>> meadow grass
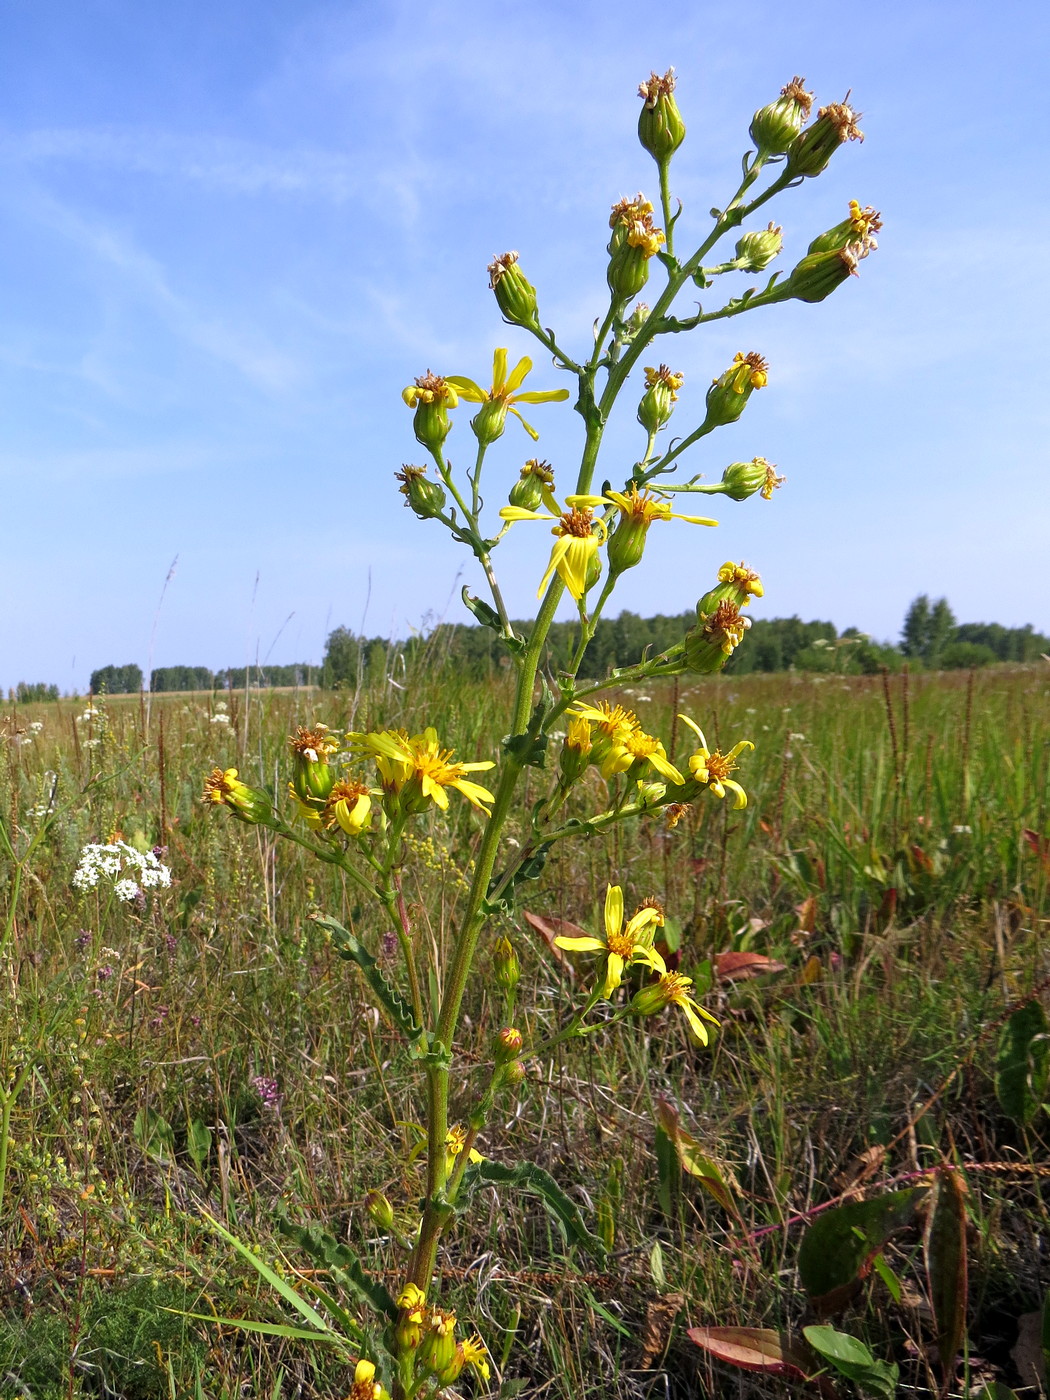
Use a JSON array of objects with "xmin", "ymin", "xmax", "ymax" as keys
[{"xmin": 1, "ymin": 662, "xmax": 1048, "ymax": 1398}]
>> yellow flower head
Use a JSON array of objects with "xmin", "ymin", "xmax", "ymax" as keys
[
  {"xmin": 848, "ymin": 199, "xmax": 882, "ymax": 244},
  {"xmin": 609, "ymin": 193, "xmax": 655, "ymax": 229},
  {"xmin": 726, "ymin": 350, "xmax": 769, "ymax": 393},
  {"xmin": 565, "ymin": 715, "xmax": 593, "ymax": 753},
  {"xmin": 347, "ymin": 1359, "xmax": 383, "ymax": 1400},
  {"xmin": 401, "ymin": 370, "xmax": 458, "ymax": 409},
  {"xmin": 397, "ymin": 1283, "xmax": 427, "ymax": 1315},
  {"xmin": 631, "ymin": 970, "xmax": 719, "ymax": 1044},
  {"xmin": 643, "ymin": 364, "xmax": 684, "ymax": 396},
  {"xmin": 555, "ymin": 883, "xmax": 667, "ymax": 998},
  {"xmin": 600, "ymin": 725, "xmax": 684, "ymax": 786},
  {"xmin": 608, "ymin": 483, "xmax": 718, "ymax": 530},
  {"xmin": 500, "ymin": 486, "xmax": 611, "ymax": 600},
  {"xmin": 350, "ymin": 728, "xmax": 495, "ymax": 815},
  {"xmin": 201, "ymin": 768, "xmax": 273, "ymax": 825},
  {"xmin": 447, "ymin": 348, "xmax": 569, "ymax": 443},
  {"xmin": 570, "ymin": 700, "xmax": 638, "ymax": 741},
  {"xmin": 818, "ymin": 100, "xmax": 864, "ymax": 144},
  {"xmin": 677, "ymin": 714, "xmax": 754, "ymax": 808},
  {"xmin": 458, "ymin": 1334, "xmax": 491, "ymax": 1382},
  {"xmin": 717, "ymin": 560, "xmax": 765, "ymax": 601},
  {"xmin": 289, "ymin": 724, "xmax": 339, "ymax": 763},
  {"xmin": 322, "ymin": 779, "xmax": 376, "ymax": 837},
  {"xmin": 761, "ymin": 462, "xmax": 786, "ymax": 500}
]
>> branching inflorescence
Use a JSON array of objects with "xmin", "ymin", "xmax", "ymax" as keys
[{"xmin": 202, "ymin": 67, "xmax": 878, "ymax": 1397}]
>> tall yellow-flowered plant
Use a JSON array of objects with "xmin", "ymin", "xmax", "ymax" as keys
[{"xmin": 202, "ymin": 67, "xmax": 877, "ymax": 1396}]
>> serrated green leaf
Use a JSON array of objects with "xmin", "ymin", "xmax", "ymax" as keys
[
  {"xmin": 314, "ymin": 915, "xmax": 420, "ymax": 1043},
  {"xmin": 276, "ymin": 1214, "xmax": 398, "ymax": 1322},
  {"xmin": 460, "ymin": 1159, "xmax": 606, "ymax": 1259}
]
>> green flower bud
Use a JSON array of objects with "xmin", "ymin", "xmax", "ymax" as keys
[
  {"xmin": 637, "ymin": 364, "xmax": 684, "ymax": 434},
  {"xmin": 637, "ymin": 68, "xmax": 686, "ymax": 163},
  {"xmin": 402, "ymin": 371, "xmax": 458, "ymax": 454},
  {"xmin": 289, "ymin": 726, "xmax": 339, "ymax": 805},
  {"xmin": 784, "ymin": 245, "xmax": 865, "ymax": 304},
  {"xmin": 492, "ymin": 936, "xmax": 520, "ymax": 994},
  {"xmin": 749, "ymin": 77, "xmax": 814, "ymax": 157},
  {"xmin": 508, "ymin": 458, "xmax": 555, "ymax": 511},
  {"xmin": 201, "ymin": 768, "xmax": 276, "ymax": 826},
  {"xmin": 494, "ymin": 1027, "xmax": 524, "ymax": 1063},
  {"xmin": 720, "ymin": 457, "xmax": 784, "ymax": 501},
  {"xmin": 785, "ymin": 98, "xmax": 864, "ymax": 180},
  {"xmin": 606, "ymin": 514, "xmax": 648, "ymax": 577},
  {"xmin": 620, "ymin": 301, "xmax": 650, "ymax": 343},
  {"xmin": 364, "ymin": 1190, "xmax": 394, "ymax": 1231},
  {"xmin": 607, "ymin": 196, "xmax": 664, "ymax": 303},
  {"xmin": 498, "ymin": 1058, "xmax": 527, "ymax": 1089},
  {"xmin": 487, "ymin": 251, "xmax": 541, "ymax": 331},
  {"xmin": 734, "ymin": 222, "xmax": 783, "ymax": 272},
  {"xmin": 471, "ymin": 396, "xmax": 509, "ymax": 446},
  {"xmin": 703, "ymin": 352, "xmax": 768, "ymax": 428},
  {"xmin": 396, "ymin": 464, "xmax": 446, "ymax": 519},
  {"xmin": 684, "ymin": 600, "xmax": 752, "ymax": 674},
  {"xmin": 417, "ymin": 1309, "xmax": 457, "ymax": 1377},
  {"xmin": 808, "ymin": 200, "xmax": 881, "ymax": 255}
]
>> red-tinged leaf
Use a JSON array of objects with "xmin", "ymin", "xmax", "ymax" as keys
[
  {"xmin": 796, "ymin": 894, "xmax": 819, "ymax": 931},
  {"xmin": 799, "ymin": 1187, "xmax": 928, "ymax": 1316},
  {"xmin": 925, "ymin": 1166, "xmax": 968, "ymax": 1394},
  {"xmin": 687, "ymin": 1326, "xmax": 816, "ymax": 1381},
  {"xmin": 910, "ymin": 844, "xmax": 934, "ymax": 874},
  {"xmin": 521, "ymin": 911, "xmax": 579, "ymax": 980},
  {"xmin": 1023, "ymin": 828, "xmax": 1050, "ymax": 870},
  {"xmin": 714, "ymin": 951, "xmax": 788, "ymax": 981},
  {"xmin": 654, "ymin": 1098, "xmax": 740, "ymax": 1214},
  {"xmin": 878, "ymin": 887, "xmax": 897, "ymax": 922}
]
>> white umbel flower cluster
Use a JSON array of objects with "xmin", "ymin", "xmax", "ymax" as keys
[{"xmin": 72, "ymin": 841, "xmax": 172, "ymax": 902}]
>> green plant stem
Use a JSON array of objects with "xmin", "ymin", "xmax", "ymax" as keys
[
  {"xmin": 658, "ymin": 158, "xmax": 675, "ymax": 257},
  {"xmin": 0, "ymin": 1059, "xmax": 35, "ymax": 1224}
]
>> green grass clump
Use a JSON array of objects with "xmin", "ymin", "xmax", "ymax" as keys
[{"xmin": 1, "ymin": 661, "xmax": 1048, "ymax": 1397}]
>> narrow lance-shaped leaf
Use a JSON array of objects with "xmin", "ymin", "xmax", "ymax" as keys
[{"xmin": 925, "ymin": 1165, "xmax": 968, "ymax": 1395}]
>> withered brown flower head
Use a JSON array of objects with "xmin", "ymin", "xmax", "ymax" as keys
[
  {"xmin": 487, "ymin": 250, "xmax": 519, "ymax": 288},
  {"xmin": 818, "ymin": 99, "xmax": 864, "ymax": 143},
  {"xmin": 781, "ymin": 76, "xmax": 814, "ymax": 120},
  {"xmin": 638, "ymin": 68, "xmax": 676, "ymax": 107},
  {"xmin": 289, "ymin": 725, "xmax": 338, "ymax": 761}
]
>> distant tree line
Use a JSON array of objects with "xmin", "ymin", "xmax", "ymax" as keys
[
  {"xmin": 7, "ymin": 682, "xmax": 61, "ymax": 703},
  {"xmin": 69, "ymin": 598, "xmax": 1050, "ymax": 700}
]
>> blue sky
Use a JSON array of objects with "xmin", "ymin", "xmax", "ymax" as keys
[{"xmin": 2, "ymin": 0, "xmax": 1047, "ymax": 691}]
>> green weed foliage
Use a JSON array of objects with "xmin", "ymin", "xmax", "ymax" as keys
[{"xmin": 1, "ymin": 661, "xmax": 1048, "ymax": 1397}]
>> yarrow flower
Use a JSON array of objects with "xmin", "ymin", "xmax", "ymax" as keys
[
  {"xmin": 555, "ymin": 883, "xmax": 666, "ymax": 997},
  {"xmin": 72, "ymin": 841, "xmax": 172, "ymax": 902}
]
